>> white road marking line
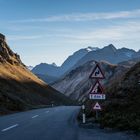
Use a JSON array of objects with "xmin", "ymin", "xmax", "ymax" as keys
[
  {"xmin": 1, "ymin": 124, "xmax": 19, "ymax": 132},
  {"xmin": 45, "ymin": 111, "xmax": 49, "ymax": 113},
  {"xmin": 32, "ymin": 115, "xmax": 39, "ymax": 118}
]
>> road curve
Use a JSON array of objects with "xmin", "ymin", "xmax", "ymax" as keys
[{"xmin": 0, "ymin": 106, "xmax": 139, "ymax": 140}]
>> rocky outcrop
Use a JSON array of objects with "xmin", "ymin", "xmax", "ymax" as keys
[
  {"xmin": 0, "ymin": 33, "xmax": 6, "ymax": 41},
  {"xmin": 0, "ymin": 33, "xmax": 23, "ymax": 65}
]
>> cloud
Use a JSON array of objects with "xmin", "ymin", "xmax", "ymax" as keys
[
  {"xmin": 7, "ymin": 35, "xmax": 42, "ymax": 41},
  {"xmin": 45, "ymin": 21, "xmax": 140, "ymax": 45},
  {"xmin": 8, "ymin": 21, "xmax": 140, "ymax": 45},
  {"xmin": 7, "ymin": 20, "xmax": 140, "ymax": 46},
  {"xmin": 12, "ymin": 9, "xmax": 140, "ymax": 23}
]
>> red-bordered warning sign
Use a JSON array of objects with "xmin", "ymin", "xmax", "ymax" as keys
[
  {"xmin": 89, "ymin": 64, "xmax": 105, "ymax": 79},
  {"xmin": 93, "ymin": 102, "xmax": 102, "ymax": 110},
  {"xmin": 89, "ymin": 77, "xmax": 106, "ymax": 100},
  {"xmin": 89, "ymin": 80, "xmax": 104, "ymax": 94}
]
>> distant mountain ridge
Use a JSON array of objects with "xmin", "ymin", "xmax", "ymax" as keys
[
  {"xmin": 60, "ymin": 46, "xmax": 99, "ymax": 74},
  {"xmin": 73, "ymin": 44, "xmax": 137, "ymax": 69},
  {"xmin": 32, "ymin": 63, "xmax": 59, "ymax": 77},
  {"xmin": 32, "ymin": 46, "xmax": 98, "ymax": 82},
  {"xmin": 32, "ymin": 44, "xmax": 140, "ymax": 83}
]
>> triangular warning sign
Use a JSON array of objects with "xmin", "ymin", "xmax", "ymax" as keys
[
  {"xmin": 90, "ymin": 81, "xmax": 104, "ymax": 94},
  {"xmin": 93, "ymin": 102, "xmax": 101, "ymax": 110},
  {"xmin": 89, "ymin": 64, "xmax": 105, "ymax": 79}
]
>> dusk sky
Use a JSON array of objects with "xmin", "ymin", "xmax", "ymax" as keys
[{"xmin": 0, "ymin": 0, "xmax": 140, "ymax": 66}]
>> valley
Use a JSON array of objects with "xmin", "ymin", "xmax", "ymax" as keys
[{"xmin": 1, "ymin": 0, "xmax": 140, "ymax": 139}]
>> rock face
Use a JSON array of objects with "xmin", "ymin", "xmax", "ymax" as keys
[
  {"xmin": 0, "ymin": 33, "xmax": 6, "ymax": 41},
  {"xmin": 0, "ymin": 35, "xmax": 23, "ymax": 65},
  {"xmin": 0, "ymin": 33, "xmax": 72, "ymax": 115},
  {"xmin": 52, "ymin": 60, "xmax": 129, "ymax": 101}
]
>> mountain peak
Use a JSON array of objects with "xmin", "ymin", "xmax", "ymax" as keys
[
  {"xmin": 86, "ymin": 46, "xmax": 99, "ymax": 52},
  {"xmin": 0, "ymin": 33, "xmax": 6, "ymax": 41},
  {"xmin": 51, "ymin": 62, "xmax": 57, "ymax": 67},
  {"xmin": 0, "ymin": 33, "xmax": 23, "ymax": 65},
  {"xmin": 107, "ymin": 44, "xmax": 116, "ymax": 48},
  {"xmin": 103, "ymin": 44, "xmax": 117, "ymax": 52}
]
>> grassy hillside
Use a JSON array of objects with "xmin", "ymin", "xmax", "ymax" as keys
[
  {"xmin": 0, "ymin": 34, "xmax": 73, "ymax": 115},
  {"xmin": 79, "ymin": 61, "xmax": 140, "ymax": 132},
  {"xmin": 100, "ymin": 61, "xmax": 140, "ymax": 132}
]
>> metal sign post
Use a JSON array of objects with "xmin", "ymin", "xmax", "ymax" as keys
[
  {"xmin": 93, "ymin": 102, "xmax": 102, "ymax": 120},
  {"xmin": 96, "ymin": 110, "xmax": 98, "ymax": 120}
]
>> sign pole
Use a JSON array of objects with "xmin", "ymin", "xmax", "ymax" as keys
[
  {"xmin": 95, "ymin": 110, "xmax": 98, "ymax": 120},
  {"xmin": 82, "ymin": 105, "xmax": 86, "ymax": 123}
]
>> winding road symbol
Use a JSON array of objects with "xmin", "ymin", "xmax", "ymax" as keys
[{"xmin": 89, "ymin": 64, "xmax": 105, "ymax": 79}]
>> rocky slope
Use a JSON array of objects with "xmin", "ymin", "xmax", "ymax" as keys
[
  {"xmin": 118, "ymin": 57, "xmax": 140, "ymax": 67},
  {"xmin": 52, "ymin": 60, "xmax": 129, "ymax": 101},
  {"xmin": 36, "ymin": 74, "xmax": 58, "ymax": 84},
  {"xmin": 0, "ymin": 33, "xmax": 72, "ymax": 115}
]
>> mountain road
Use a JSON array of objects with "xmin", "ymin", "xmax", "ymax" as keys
[{"xmin": 0, "ymin": 106, "xmax": 139, "ymax": 140}]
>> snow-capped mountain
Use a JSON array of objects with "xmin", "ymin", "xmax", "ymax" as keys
[
  {"xmin": 85, "ymin": 46, "xmax": 99, "ymax": 52},
  {"xmin": 32, "ymin": 46, "xmax": 98, "ymax": 79},
  {"xmin": 73, "ymin": 44, "xmax": 137, "ymax": 69},
  {"xmin": 32, "ymin": 44, "xmax": 140, "ymax": 84},
  {"xmin": 60, "ymin": 46, "xmax": 99, "ymax": 74}
]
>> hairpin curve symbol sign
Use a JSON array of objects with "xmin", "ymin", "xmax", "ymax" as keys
[{"xmin": 89, "ymin": 64, "xmax": 105, "ymax": 79}]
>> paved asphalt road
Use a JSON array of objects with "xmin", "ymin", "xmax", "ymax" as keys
[{"xmin": 0, "ymin": 106, "xmax": 139, "ymax": 140}]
